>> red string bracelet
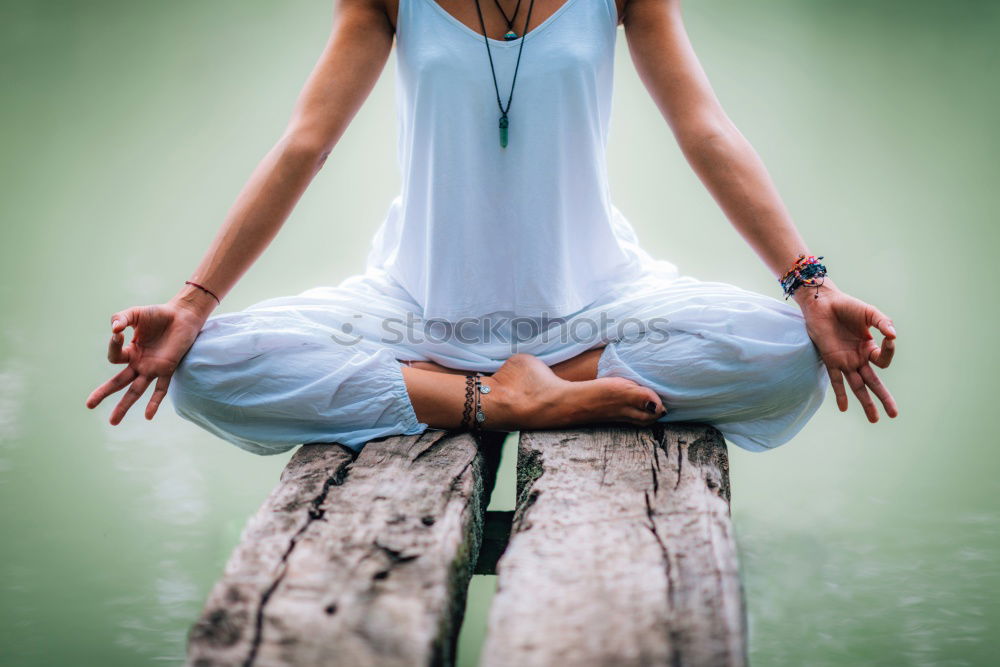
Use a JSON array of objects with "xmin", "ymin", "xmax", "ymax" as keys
[{"xmin": 185, "ymin": 280, "xmax": 221, "ymax": 305}]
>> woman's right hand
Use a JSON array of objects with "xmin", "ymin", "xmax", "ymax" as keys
[{"xmin": 85, "ymin": 301, "xmax": 209, "ymax": 424}]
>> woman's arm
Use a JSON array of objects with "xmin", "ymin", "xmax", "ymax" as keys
[
  {"xmin": 174, "ymin": 0, "xmax": 396, "ymax": 320},
  {"xmin": 622, "ymin": 0, "xmax": 899, "ymax": 422},
  {"xmin": 87, "ymin": 0, "xmax": 396, "ymax": 423},
  {"xmin": 622, "ymin": 0, "xmax": 816, "ymax": 293}
]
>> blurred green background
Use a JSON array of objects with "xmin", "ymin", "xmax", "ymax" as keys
[{"xmin": 1, "ymin": 0, "xmax": 997, "ymax": 664}]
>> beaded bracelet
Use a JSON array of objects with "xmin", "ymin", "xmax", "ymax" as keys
[
  {"xmin": 473, "ymin": 373, "xmax": 490, "ymax": 434},
  {"xmin": 461, "ymin": 374, "xmax": 476, "ymax": 430},
  {"xmin": 778, "ymin": 254, "xmax": 828, "ymax": 300},
  {"xmin": 461, "ymin": 373, "xmax": 490, "ymax": 442}
]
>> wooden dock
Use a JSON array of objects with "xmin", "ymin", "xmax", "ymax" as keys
[{"xmin": 186, "ymin": 422, "xmax": 747, "ymax": 666}]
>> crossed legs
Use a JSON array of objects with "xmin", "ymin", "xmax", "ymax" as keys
[
  {"xmin": 399, "ymin": 349, "xmax": 666, "ymax": 431},
  {"xmin": 401, "ymin": 281, "xmax": 830, "ymax": 454},
  {"xmin": 169, "ymin": 275, "xmax": 827, "ymax": 457}
]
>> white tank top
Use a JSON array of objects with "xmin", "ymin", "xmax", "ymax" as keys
[{"xmin": 365, "ymin": 0, "xmax": 669, "ymax": 320}]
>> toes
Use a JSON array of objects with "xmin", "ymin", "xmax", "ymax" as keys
[
  {"xmin": 598, "ymin": 378, "xmax": 667, "ymax": 422},
  {"xmin": 636, "ymin": 388, "xmax": 665, "ymax": 417},
  {"xmin": 622, "ymin": 408, "xmax": 662, "ymax": 426},
  {"xmin": 641, "ymin": 400, "xmax": 666, "ymax": 417}
]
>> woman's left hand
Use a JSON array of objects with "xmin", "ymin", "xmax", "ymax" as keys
[{"xmin": 796, "ymin": 281, "xmax": 899, "ymax": 422}]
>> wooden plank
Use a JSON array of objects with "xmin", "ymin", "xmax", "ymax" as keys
[
  {"xmin": 187, "ymin": 429, "xmax": 505, "ymax": 667},
  {"xmin": 480, "ymin": 422, "xmax": 747, "ymax": 667}
]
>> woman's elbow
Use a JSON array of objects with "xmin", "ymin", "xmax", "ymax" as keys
[
  {"xmin": 277, "ymin": 128, "xmax": 336, "ymax": 170},
  {"xmin": 676, "ymin": 117, "xmax": 746, "ymax": 164}
]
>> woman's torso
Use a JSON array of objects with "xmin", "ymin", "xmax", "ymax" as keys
[{"xmin": 365, "ymin": 0, "xmax": 661, "ymax": 321}]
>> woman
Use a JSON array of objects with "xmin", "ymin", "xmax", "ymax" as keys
[{"xmin": 85, "ymin": 0, "xmax": 898, "ymax": 456}]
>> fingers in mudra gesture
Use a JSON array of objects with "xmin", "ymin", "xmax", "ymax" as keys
[
  {"xmin": 801, "ymin": 286, "xmax": 899, "ymax": 423},
  {"xmin": 85, "ymin": 303, "xmax": 206, "ymax": 425}
]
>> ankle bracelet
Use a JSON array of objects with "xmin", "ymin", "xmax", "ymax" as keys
[
  {"xmin": 461, "ymin": 373, "xmax": 491, "ymax": 439},
  {"xmin": 462, "ymin": 374, "xmax": 476, "ymax": 431},
  {"xmin": 473, "ymin": 373, "xmax": 490, "ymax": 434}
]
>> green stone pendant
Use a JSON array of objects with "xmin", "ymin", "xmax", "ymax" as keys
[
  {"xmin": 499, "ymin": 114, "xmax": 509, "ymax": 148},
  {"xmin": 504, "ymin": 30, "xmax": 518, "ymax": 40}
]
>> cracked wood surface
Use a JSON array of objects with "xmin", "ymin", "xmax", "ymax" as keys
[
  {"xmin": 187, "ymin": 430, "xmax": 503, "ymax": 667},
  {"xmin": 481, "ymin": 422, "xmax": 747, "ymax": 667}
]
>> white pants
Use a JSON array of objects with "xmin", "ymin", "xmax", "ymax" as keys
[{"xmin": 167, "ymin": 264, "xmax": 829, "ymax": 456}]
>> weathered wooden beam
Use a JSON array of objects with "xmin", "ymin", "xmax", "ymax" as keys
[
  {"xmin": 480, "ymin": 422, "xmax": 747, "ymax": 667},
  {"xmin": 187, "ymin": 429, "xmax": 505, "ymax": 667}
]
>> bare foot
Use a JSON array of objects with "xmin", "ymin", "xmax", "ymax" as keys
[{"xmin": 479, "ymin": 353, "xmax": 665, "ymax": 430}]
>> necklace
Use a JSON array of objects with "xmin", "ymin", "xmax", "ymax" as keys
[
  {"xmin": 473, "ymin": 0, "xmax": 536, "ymax": 148},
  {"xmin": 491, "ymin": 0, "xmax": 525, "ymax": 40}
]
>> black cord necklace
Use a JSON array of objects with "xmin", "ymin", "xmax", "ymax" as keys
[
  {"xmin": 473, "ymin": 0, "xmax": 536, "ymax": 148},
  {"xmin": 491, "ymin": 0, "xmax": 525, "ymax": 40}
]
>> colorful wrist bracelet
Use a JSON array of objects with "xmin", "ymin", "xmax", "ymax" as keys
[{"xmin": 778, "ymin": 254, "xmax": 828, "ymax": 300}]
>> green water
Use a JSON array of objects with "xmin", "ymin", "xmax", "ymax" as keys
[{"xmin": 1, "ymin": 1, "xmax": 997, "ymax": 664}]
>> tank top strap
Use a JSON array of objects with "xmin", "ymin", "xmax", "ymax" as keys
[
  {"xmin": 396, "ymin": 0, "xmax": 617, "ymax": 47},
  {"xmin": 597, "ymin": 0, "xmax": 616, "ymax": 27},
  {"xmin": 394, "ymin": 0, "xmax": 413, "ymax": 47}
]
